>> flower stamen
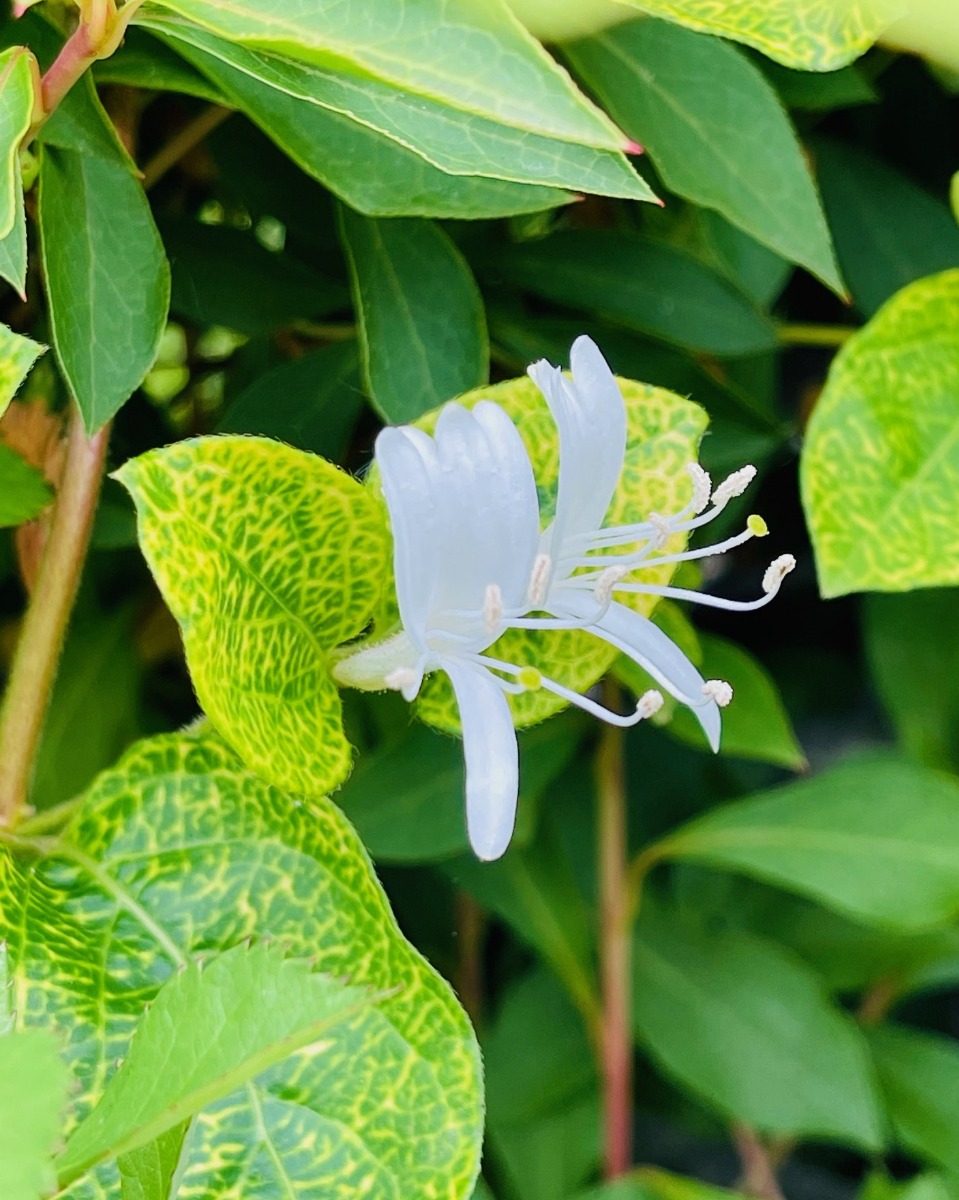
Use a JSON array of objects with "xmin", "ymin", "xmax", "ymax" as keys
[
  {"xmin": 702, "ymin": 679, "xmax": 733, "ymax": 707},
  {"xmin": 483, "ymin": 582, "xmax": 503, "ymax": 634},
  {"xmin": 527, "ymin": 552, "xmax": 552, "ymax": 607}
]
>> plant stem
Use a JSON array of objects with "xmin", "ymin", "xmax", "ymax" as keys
[
  {"xmin": 0, "ymin": 413, "xmax": 110, "ymax": 828},
  {"xmin": 596, "ymin": 679, "xmax": 632, "ymax": 1179},
  {"xmin": 777, "ymin": 323, "xmax": 858, "ymax": 348},
  {"xmin": 141, "ymin": 104, "xmax": 234, "ymax": 190},
  {"xmin": 454, "ymin": 890, "xmax": 486, "ymax": 1029},
  {"xmin": 732, "ymin": 1124, "xmax": 785, "ymax": 1200}
]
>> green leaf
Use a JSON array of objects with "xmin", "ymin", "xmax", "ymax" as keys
[
  {"xmin": 2, "ymin": 730, "xmax": 483, "ymax": 1199},
  {"xmin": 577, "ymin": 1168, "xmax": 747, "ymax": 1200},
  {"xmin": 154, "ymin": 28, "xmax": 572, "ymax": 219},
  {"xmin": 607, "ymin": 0, "xmax": 901, "ymax": 70},
  {"xmin": 759, "ymin": 61, "xmax": 877, "ymax": 111},
  {"xmin": 0, "ymin": 442, "xmax": 50, "ymax": 527},
  {"xmin": 499, "ymin": 231, "xmax": 778, "ymax": 355},
  {"xmin": 0, "ymin": 321, "xmax": 44, "ymax": 419},
  {"xmin": 632, "ymin": 904, "xmax": 882, "ymax": 1147},
  {"xmin": 143, "ymin": 0, "xmax": 626, "ymax": 148},
  {"xmin": 116, "ymin": 436, "xmax": 390, "ymax": 798},
  {"xmin": 652, "ymin": 754, "xmax": 959, "ymax": 930},
  {"xmin": 217, "ymin": 341, "xmax": 364, "ymax": 462},
  {"xmin": 118, "ymin": 1122, "xmax": 192, "ymax": 1200},
  {"xmin": 58, "ymin": 943, "xmax": 374, "ymax": 1183},
  {"xmin": 864, "ymin": 588, "xmax": 959, "ymax": 770},
  {"xmin": 565, "ymin": 21, "xmax": 841, "ymax": 292},
  {"xmin": 143, "ymin": 15, "xmax": 654, "ymax": 202},
  {"xmin": 801, "ymin": 270, "xmax": 959, "ymax": 597},
  {"xmin": 163, "ymin": 218, "xmax": 347, "ymax": 334},
  {"xmin": 0, "ymin": 47, "xmax": 35, "ymax": 241},
  {"xmin": 490, "ymin": 1092, "xmax": 600, "ymax": 1200},
  {"xmin": 867, "ymin": 1024, "xmax": 959, "ymax": 1174},
  {"xmin": 338, "ymin": 208, "xmax": 488, "ymax": 422},
  {"xmin": 815, "ymin": 139, "xmax": 959, "ymax": 317},
  {"xmin": 338, "ymin": 711, "xmax": 586, "ymax": 862},
  {"xmin": 667, "ymin": 633, "xmax": 806, "ymax": 769},
  {"xmin": 38, "ymin": 145, "xmax": 170, "ymax": 432},
  {"xmin": 0, "ymin": 166, "xmax": 27, "ymax": 297},
  {"xmin": 696, "ymin": 209, "xmax": 792, "ymax": 310},
  {"xmin": 0, "ymin": 1028, "xmax": 70, "ymax": 1200},
  {"xmin": 96, "ymin": 28, "xmax": 226, "ymax": 102},
  {"xmin": 860, "ymin": 1172, "xmax": 958, "ymax": 1200}
]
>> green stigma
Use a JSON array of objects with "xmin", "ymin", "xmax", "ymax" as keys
[
  {"xmin": 747, "ymin": 514, "xmax": 768, "ymax": 538},
  {"xmin": 518, "ymin": 666, "xmax": 543, "ymax": 691}
]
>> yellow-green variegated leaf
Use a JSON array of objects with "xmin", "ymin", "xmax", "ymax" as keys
[
  {"xmin": 608, "ymin": 0, "xmax": 902, "ymax": 71},
  {"xmin": 801, "ymin": 270, "xmax": 959, "ymax": 598},
  {"xmin": 1, "ymin": 730, "xmax": 483, "ymax": 1200},
  {"xmin": 115, "ymin": 436, "xmax": 390, "ymax": 796},
  {"xmin": 0, "ymin": 321, "xmax": 43, "ymax": 419},
  {"xmin": 0, "ymin": 47, "xmax": 35, "ymax": 241},
  {"xmin": 394, "ymin": 375, "xmax": 708, "ymax": 731}
]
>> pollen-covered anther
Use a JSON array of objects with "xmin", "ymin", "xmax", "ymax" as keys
[
  {"xmin": 595, "ymin": 565, "xmax": 627, "ymax": 605},
  {"xmin": 711, "ymin": 464, "xmax": 757, "ymax": 509},
  {"xmin": 702, "ymin": 679, "xmax": 733, "ymax": 707},
  {"xmin": 686, "ymin": 462, "xmax": 712, "ymax": 514},
  {"xmin": 483, "ymin": 582, "xmax": 504, "ymax": 633},
  {"xmin": 637, "ymin": 689, "xmax": 664, "ymax": 719},
  {"xmin": 517, "ymin": 665, "xmax": 543, "ymax": 691},
  {"xmin": 385, "ymin": 667, "xmax": 420, "ymax": 693},
  {"xmin": 762, "ymin": 553, "xmax": 797, "ymax": 594},
  {"xmin": 527, "ymin": 553, "xmax": 552, "ymax": 607}
]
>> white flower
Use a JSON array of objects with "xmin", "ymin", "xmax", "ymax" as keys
[
  {"xmin": 333, "ymin": 398, "xmax": 661, "ymax": 861},
  {"xmin": 335, "ymin": 337, "xmax": 794, "ymax": 862},
  {"xmin": 526, "ymin": 335, "xmax": 795, "ymax": 748}
]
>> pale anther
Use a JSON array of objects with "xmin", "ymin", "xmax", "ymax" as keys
[
  {"xmin": 762, "ymin": 553, "xmax": 796, "ymax": 594},
  {"xmin": 686, "ymin": 462, "xmax": 712, "ymax": 514},
  {"xmin": 747, "ymin": 514, "xmax": 768, "ymax": 538},
  {"xmin": 483, "ymin": 582, "xmax": 504, "ymax": 633},
  {"xmin": 637, "ymin": 689, "xmax": 665, "ymax": 719},
  {"xmin": 385, "ymin": 667, "xmax": 419, "ymax": 692},
  {"xmin": 702, "ymin": 679, "xmax": 733, "ymax": 707},
  {"xmin": 527, "ymin": 553, "xmax": 552, "ymax": 607},
  {"xmin": 517, "ymin": 665, "xmax": 543, "ymax": 691},
  {"xmin": 711, "ymin": 465, "xmax": 757, "ymax": 509},
  {"xmin": 595, "ymin": 565, "xmax": 627, "ymax": 605},
  {"xmin": 648, "ymin": 512, "xmax": 671, "ymax": 546}
]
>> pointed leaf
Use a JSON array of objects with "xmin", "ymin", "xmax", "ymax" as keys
[
  {"xmin": 0, "ymin": 46, "xmax": 35, "ymax": 241},
  {"xmin": 631, "ymin": 906, "xmax": 883, "ymax": 1148},
  {"xmin": 338, "ymin": 207, "xmax": 489, "ymax": 422},
  {"xmin": 58, "ymin": 943, "xmax": 374, "ymax": 1182},
  {"xmin": 499, "ymin": 231, "xmax": 778, "ymax": 356},
  {"xmin": 143, "ymin": 0, "xmax": 626, "ymax": 148},
  {"xmin": 116, "ymin": 436, "xmax": 390, "ymax": 798},
  {"xmin": 653, "ymin": 754, "xmax": 959, "ymax": 930},
  {"xmin": 38, "ymin": 145, "xmax": 170, "ymax": 431},
  {"xmin": 156, "ymin": 27, "xmax": 571, "ymax": 218},
  {"xmin": 2, "ymin": 730, "xmax": 483, "ymax": 1200},
  {"xmin": 0, "ymin": 1029, "xmax": 70, "ymax": 1200},
  {"xmin": 608, "ymin": 0, "xmax": 901, "ymax": 70},
  {"xmin": 566, "ymin": 21, "xmax": 841, "ymax": 292},
  {"xmin": 0, "ymin": 169, "xmax": 27, "ymax": 296},
  {"xmin": 143, "ymin": 15, "xmax": 654, "ymax": 201},
  {"xmin": 0, "ymin": 321, "xmax": 44, "ymax": 419},
  {"xmin": 801, "ymin": 270, "xmax": 959, "ymax": 597}
]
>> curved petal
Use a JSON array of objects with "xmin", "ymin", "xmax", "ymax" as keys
[
  {"xmin": 375, "ymin": 426, "xmax": 442, "ymax": 647},
  {"xmin": 445, "ymin": 658, "xmax": 519, "ymax": 861},
  {"xmin": 528, "ymin": 335, "xmax": 627, "ymax": 550},
  {"xmin": 556, "ymin": 591, "xmax": 721, "ymax": 751}
]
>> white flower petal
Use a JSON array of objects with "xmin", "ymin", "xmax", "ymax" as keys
[
  {"xmin": 445, "ymin": 659, "xmax": 519, "ymax": 862},
  {"xmin": 556, "ymin": 590, "xmax": 721, "ymax": 752},
  {"xmin": 528, "ymin": 335, "xmax": 627, "ymax": 548},
  {"xmin": 375, "ymin": 426, "xmax": 442, "ymax": 646}
]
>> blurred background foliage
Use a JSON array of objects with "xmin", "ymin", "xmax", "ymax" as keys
[{"xmin": 3, "ymin": 0, "xmax": 959, "ymax": 1197}]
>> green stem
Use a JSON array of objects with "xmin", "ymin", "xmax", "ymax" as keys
[
  {"xmin": 776, "ymin": 322, "xmax": 858, "ymax": 348},
  {"xmin": 0, "ymin": 413, "xmax": 110, "ymax": 828},
  {"xmin": 596, "ymin": 680, "xmax": 632, "ymax": 1179}
]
